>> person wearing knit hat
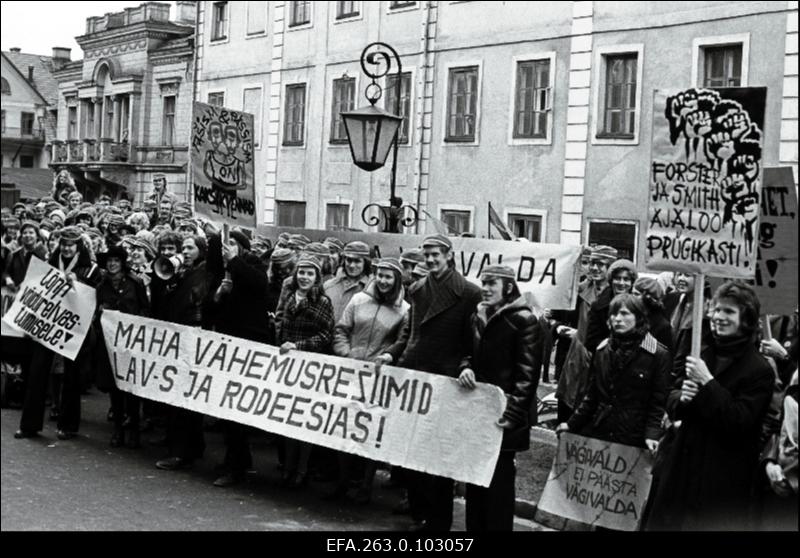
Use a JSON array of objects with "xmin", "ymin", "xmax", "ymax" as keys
[
  {"xmin": 177, "ymin": 220, "xmax": 199, "ymax": 239},
  {"xmin": 304, "ymin": 242, "xmax": 333, "ymax": 280},
  {"xmin": 276, "ymin": 231, "xmax": 291, "ymax": 248},
  {"xmin": 75, "ymin": 209, "xmax": 94, "ymax": 227},
  {"xmin": 277, "ymin": 253, "xmax": 334, "ymax": 489},
  {"xmin": 33, "ymin": 202, "xmax": 46, "ymax": 221},
  {"xmin": 105, "ymin": 213, "xmax": 126, "ymax": 247},
  {"xmin": 48, "ymin": 208, "xmax": 66, "ymax": 226},
  {"xmin": 4, "ymin": 220, "xmax": 47, "ymax": 288},
  {"xmin": 228, "ymin": 229, "xmax": 251, "ymax": 252},
  {"xmin": 287, "ymin": 233, "xmax": 310, "ymax": 252},
  {"xmin": 39, "ymin": 218, "xmax": 56, "ymax": 233},
  {"xmin": 411, "ymin": 262, "xmax": 429, "ymax": 281},
  {"xmin": 327, "ymin": 255, "xmax": 410, "ymax": 502},
  {"xmin": 266, "ymin": 247, "xmax": 297, "ymax": 315},
  {"xmin": 607, "ymin": 259, "xmax": 637, "ymax": 296},
  {"xmin": 323, "ymin": 237, "xmax": 344, "ymax": 270},
  {"xmin": 633, "ymin": 276, "xmax": 673, "ymax": 353},
  {"xmin": 457, "ymin": 262, "xmax": 540, "ymax": 532},
  {"xmin": 375, "ymin": 227, "xmax": 481, "ymax": 532},
  {"xmin": 582, "ymin": 258, "xmax": 637, "ymax": 354},
  {"xmin": 324, "ymin": 240, "xmax": 372, "ymax": 323},
  {"xmin": 2, "ymin": 216, "xmax": 21, "ymax": 252},
  {"xmin": 12, "ymin": 202, "xmax": 27, "ymax": 219}
]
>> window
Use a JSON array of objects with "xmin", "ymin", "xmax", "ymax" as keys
[
  {"xmin": 703, "ymin": 44, "xmax": 742, "ymax": 87},
  {"xmin": 21, "ymin": 112, "xmax": 35, "ymax": 136},
  {"xmin": 85, "ymin": 101, "xmax": 95, "ymax": 138},
  {"xmin": 330, "ymin": 77, "xmax": 355, "ymax": 143},
  {"xmin": 243, "ymin": 87, "xmax": 262, "ymax": 147},
  {"xmin": 600, "ymin": 54, "xmax": 637, "ymax": 138},
  {"xmin": 508, "ymin": 214, "xmax": 542, "ymax": 242},
  {"xmin": 246, "ymin": 1, "xmax": 267, "ymax": 36},
  {"xmin": 68, "ymin": 106, "xmax": 77, "ymax": 140},
  {"xmin": 283, "ymin": 83, "xmax": 306, "ymax": 146},
  {"xmin": 289, "ymin": 1, "xmax": 311, "ymax": 27},
  {"xmin": 588, "ymin": 221, "xmax": 637, "ymax": 262},
  {"xmin": 20, "ymin": 155, "xmax": 34, "ymax": 168},
  {"xmin": 326, "ymin": 203, "xmax": 350, "ymax": 230},
  {"xmin": 513, "ymin": 59, "xmax": 551, "ymax": 139},
  {"xmin": 276, "ymin": 201, "xmax": 306, "ymax": 228},
  {"xmin": 446, "ymin": 66, "xmax": 479, "ymax": 142},
  {"xmin": 336, "ymin": 1, "xmax": 359, "ymax": 19},
  {"xmin": 207, "ymin": 92, "xmax": 225, "ymax": 107},
  {"xmin": 104, "ymin": 96, "xmax": 114, "ymax": 138},
  {"xmin": 211, "ymin": 2, "xmax": 228, "ymax": 41},
  {"xmin": 162, "ymin": 95, "xmax": 176, "ymax": 146},
  {"xmin": 441, "ymin": 210, "xmax": 471, "ymax": 236},
  {"xmin": 1, "ymin": 77, "xmax": 9, "ymax": 95},
  {"xmin": 389, "ymin": 1, "xmax": 416, "ymax": 8},
  {"xmin": 385, "ymin": 72, "xmax": 412, "ymax": 144},
  {"xmin": 1, "ymin": 110, "xmax": 5, "ymax": 133}
]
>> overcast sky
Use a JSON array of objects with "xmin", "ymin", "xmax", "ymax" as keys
[{"xmin": 1, "ymin": 1, "xmax": 173, "ymax": 57}]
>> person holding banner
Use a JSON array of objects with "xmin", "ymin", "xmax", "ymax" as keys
[
  {"xmin": 155, "ymin": 234, "xmax": 212, "ymax": 471},
  {"xmin": 556, "ymin": 293, "xmax": 669, "ymax": 451},
  {"xmin": 646, "ymin": 281, "xmax": 775, "ymax": 531},
  {"xmin": 457, "ymin": 264, "xmax": 541, "ymax": 531},
  {"xmin": 15, "ymin": 226, "xmax": 101, "ymax": 440},
  {"xmin": 277, "ymin": 255, "xmax": 335, "ymax": 489}
]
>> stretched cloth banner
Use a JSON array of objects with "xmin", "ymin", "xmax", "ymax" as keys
[
  {"xmin": 646, "ymin": 87, "xmax": 767, "ymax": 278},
  {"xmin": 1, "ymin": 286, "xmax": 24, "ymax": 338},
  {"xmin": 753, "ymin": 167, "xmax": 798, "ymax": 315},
  {"xmin": 257, "ymin": 226, "xmax": 581, "ymax": 310},
  {"xmin": 100, "ymin": 310, "xmax": 506, "ymax": 487},
  {"xmin": 190, "ymin": 101, "xmax": 256, "ymax": 227},
  {"xmin": 1, "ymin": 258, "xmax": 96, "ymax": 360},
  {"xmin": 537, "ymin": 433, "xmax": 654, "ymax": 531}
]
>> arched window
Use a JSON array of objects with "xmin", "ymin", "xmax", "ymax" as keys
[{"xmin": 1, "ymin": 77, "xmax": 10, "ymax": 95}]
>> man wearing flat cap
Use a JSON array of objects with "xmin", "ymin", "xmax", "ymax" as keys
[
  {"xmin": 323, "ymin": 240, "xmax": 372, "ymax": 323},
  {"xmin": 378, "ymin": 233, "xmax": 482, "ymax": 532}
]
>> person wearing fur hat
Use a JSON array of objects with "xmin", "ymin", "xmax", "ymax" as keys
[
  {"xmin": 124, "ymin": 236, "xmax": 155, "ymax": 286},
  {"xmin": 323, "ymin": 241, "xmax": 372, "ymax": 323},
  {"xmin": 15, "ymin": 226, "xmax": 102, "ymax": 441},
  {"xmin": 328, "ymin": 257, "xmax": 410, "ymax": 503},
  {"xmin": 633, "ymin": 276, "xmax": 673, "ymax": 354},
  {"xmin": 48, "ymin": 208, "xmax": 66, "ymax": 228},
  {"xmin": 584, "ymin": 258, "xmax": 637, "ymax": 354},
  {"xmin": 2, "ymin": 216, "xmax": 21, "ymax": 251},
  {"xmin": 457, "ymin": 264, "xmax": 541, "ymax": 531},
  {"xmin": 377, "ymin": 233, "xmax": 482, "ymax": 532},
  {"xmin": 104, "ymin": 213, "xmax": 125, "ymax": 247},
  {"xmin": 93, "ymin": 245, "xmax": 150, "ymax": 448},
  {"xmin": 276, "ymin": 256, "xmax": 334, "ymax": 489}
]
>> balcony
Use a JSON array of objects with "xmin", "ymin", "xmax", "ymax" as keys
[
  {"xmin": 1, "ymin": 126, "xmax": 45, "ymax": 144},
  {"xmin": 51, "ymin": 139, "xmax": 186, "ymax": 167}
]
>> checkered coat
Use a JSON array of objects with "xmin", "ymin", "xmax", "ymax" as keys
[{"xmin": 277, "ymin": 289, "xmax": 334, "ymax": 353}]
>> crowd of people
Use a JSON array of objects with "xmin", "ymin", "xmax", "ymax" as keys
[{"xmin": 1, "ymin": 184, "xmax": 797, "ymax": 532}]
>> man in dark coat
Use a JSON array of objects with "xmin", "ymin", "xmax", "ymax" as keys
[
  {"xmin": 15, "ymin": 226, "xmax": 102, "ymax": 440},
  {"xmin": 206, "ymin": 229, "xmax": 271, "ymax": 487},
  {"xmin": 378, "ymin": 234, "xmax": 482, "ymax": 532}
]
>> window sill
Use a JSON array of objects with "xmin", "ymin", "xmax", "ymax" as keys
[
  {"xmin": 287, "ymin": 22, "xmax": 313, "ymax": 32},
  {"xmin": 245, "ymin": 32, "xmax": 268, "ymax": 40},
  {"xmin": 443, "ymin": 137, "xmax": 479, "ymax": 146},
  {"xmin": 334, "ymin": 14, "xmax": 361, "ymax": 23},
  {"xmin": 209, "ymin": 36, "xmax": 229, "ymax": 46},
  {"xmin": 509, "ymin": 135, "xmax": 551, "ymax": 146},
  {"xmin": 592, "ymin": 133, "xmax": 638, "ymax": 146},
  {"xmin": 388, "ymin": 5, "xmax": 419, "ymax": 14},
  {"xmin": 282, "ymin": 142, "xmax": 306, "ymax": 148}
]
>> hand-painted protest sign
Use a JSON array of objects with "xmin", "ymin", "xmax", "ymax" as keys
[
  {"xmin": 1, "ymin": 287, "xmax": 24, "ymax": 338},
  {"xmin": 537, "ymin": 433, "xmax": 654, "ymax": 531},
  {"xmin": 646, "ymin": 87, "xmax": 767, "ymax": 278},
  {"xmin": 100, "ymin": 310, "xmax": 506, "ymax": 486},
  {"xmin": 257, "ymin": 226, "xmax": 581, "ymax": 309},
  {"xmin": 191, "ymin": 101, "xmax": 256, "ymax": 227},
  {"xmin": 1, "ymin": 258, "xmax": 96, "ymax": 359},
  {"xmin": 753, "ymin": 167, "xmax": 798, "ymax": 315}
]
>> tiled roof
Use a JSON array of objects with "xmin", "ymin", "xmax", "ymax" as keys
[
  {"xmin": 2, "ymin": 50, "xmax": 60, "ymax": 107},
  {"xmin": 1, "ymin": 168, "xmax": 54, "ymax": 200}
]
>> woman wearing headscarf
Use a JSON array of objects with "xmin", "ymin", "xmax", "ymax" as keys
[
  {"xmin": 457, "ymin": 264, "xmax": 541, "ymax": 531},
  {"xmin": 327, "ymin": 257, "xmax": 410, "ymax": 503},
  {"xmin": 646, "ymin": 281, "xmax": 775, "ymax": 531},
  {"xmin": 94, "ymin": 245, "xmax": 150, "ymax": 448},
  {"xmin": 584, "ymin": 258, "xmax": 638, "ymax": 353},
  {"xmin": 154, "ymin": 234, "xmax": 212, "ymax": 471},
  {"xmin": 277, "ymin": 255, "xmax": 335, "ymax": 489}
]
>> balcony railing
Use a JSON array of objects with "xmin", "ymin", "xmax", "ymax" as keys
[
  {"xmin": 2, "ymin": 126, "xmax": 45, "ymax": 142},
  {"xmin": 51, "ymin": 140, "xmax": 186, "ymax": 166}
]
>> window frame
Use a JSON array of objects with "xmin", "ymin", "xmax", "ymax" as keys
[
  {"xmin": 210, "ymin": 1, "xmax": 230, "ymax": 44},
  {"xmin": 242, "ymin": 84, "xmax": 264, "ymax": 148},
  {"xmin": 324, "ymin": 200, "xmax": 353, "ymax": 231},
  {"xmin": 691, "ymin": 33, "xmax": 750, "ymax": 88},
  {"xmin": 334, "ymin": 1, "xmax": 361, "ymax": 22},
  {"xmin": 508, "ymin": 51, "xmax": 556, "ymax": 146},
  {"xmin": 329, "ymin": 74, "xmax": 358, "ymax": 145},
  {"xmin": 275, "ymin": 200, "xmax": 307, "ymax": 228},
  {"xmin": 1, "ymin": 77, "xmax": 10, "ymax": 95},
  {"xmin": 591, "ymin": 43, "xmax": 644, "ymax": 146},
  {"xmin": 441, "ymin": 61, "xmax": 483, "ymax": 146},
  {"xmin": 388, "ymin": 1, "xmax": 418, "ymax": 13},
  {"xmin": 503, "ymin": 207, "xmax": 548, "ymax": 242},
  {"xmin": 67, "ymin": 105, "xmax": 78, "ymax": 140},
  {"xmin": 206, "ymin": 89, "xmax": 226, "ymax": 108},
  {"xmin": 585, "ymin": 218, "xmax": 639, "ymax": 264},
  {"xmin": 438, "ymin": 204, "xmax": 475, "ymax": 236},
  {"xmin": 282, "ymin": 82, "xmax": 307, "ymax": 147},
  {"xmin": 20, "ymin": 112, "xmax": 36, "ymax": 136},
  {"xmin": 245, "ymin": 0, "xmax": 268, "ymax": 38},
  {"xmin": 287, "ymin": 1, "xmax": 313, "ymax": 30},
  {"xmin": 383, "ymin": 69, "xmax": 414, "ymax": 146},
  {"xmin": 161, "ymin": 94, "xmax": 176, "ymax": 146}
]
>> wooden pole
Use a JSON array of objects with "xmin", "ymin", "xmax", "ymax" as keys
[{"xmin": 690, "ymin": 272, "xmax": 705, "ymax": 358}]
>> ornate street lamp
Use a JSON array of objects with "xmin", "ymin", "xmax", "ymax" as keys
[{"xmin": 341, "ymin": 42, "xmax": 418, "ymax": 233}]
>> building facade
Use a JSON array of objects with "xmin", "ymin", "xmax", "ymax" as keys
[
  {"xmin": 50, "ymin": 1, "xmax": 196, "ymax": 203},
  {"xmin": 196, "ymin": 1, "xmax": 797, "ymax": 263}
]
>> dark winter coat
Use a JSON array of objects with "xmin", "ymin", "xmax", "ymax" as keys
[
  {"xmin": 646, "ymin": 337, "xmax": 775, "ymax": 531},
  {"xmin": 645, "ymin": 304, "xmax": 674, "ymax": 356},
  {"xmin": 387, "ymin": 267, "xmax": 482, "ymax": 378},
  {"xmin": 278, "ymin": 289, "xmax": 334, "ymax": 353},
  {"xmin": 584, "ymin": 286, "xmax": 614, "ymax": 354},
  {"xmin": 461, "ymin": 296, "xmax": 542, "ymax": 451},
  {"xmin": 567, "ymin": 333, "xmax": 669, "ymax": 447},
  {"xmin": 3, "ymin": 244, "xmax": 47, "ymax": 286},
  {"xmin": 160, "ymin": 260, "xmax": 211, "ymax": 327}
]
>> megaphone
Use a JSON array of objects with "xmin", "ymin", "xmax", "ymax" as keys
[{"xmin": 154, "ymin": 255, "xmax": 183, "ymax": 280}]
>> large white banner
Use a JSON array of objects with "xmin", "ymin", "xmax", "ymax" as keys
[
  {"xmin": 2, "ymin": 258, "xmax": 96, "ymax": 359},
  {"xmin": 257, "ymin": 226, "xmax": 581, "ymax": 310},
  {"xmin": 100, "ymin": 310, "xmax": 506, "ymax": 487}
]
